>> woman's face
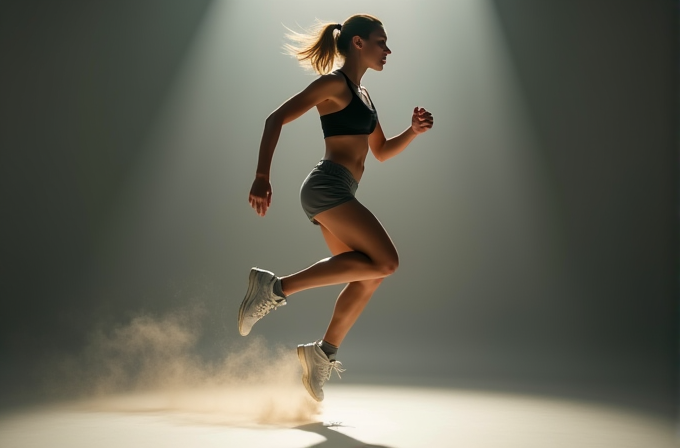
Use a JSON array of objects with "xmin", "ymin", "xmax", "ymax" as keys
[{"xmin": 360, "ymin": 27, "xmax": 391, "ymax": 71}]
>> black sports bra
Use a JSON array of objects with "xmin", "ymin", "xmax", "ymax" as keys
[{"xmin": 320, "ymin": 70, "xmax": 378, "ymax": 138}]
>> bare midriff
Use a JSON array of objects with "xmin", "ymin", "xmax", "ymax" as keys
[{"xmin": 323, "ymin": 134, "xmax": 370, "ymax": 183}]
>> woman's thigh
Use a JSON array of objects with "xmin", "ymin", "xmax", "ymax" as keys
[
  {"xmin": 320, "ymin": 224, "xmax": 352, "ymax": 256},
  {"xmin": 314, "ymin": 199, "xmax": 399, "ymax": 270}
]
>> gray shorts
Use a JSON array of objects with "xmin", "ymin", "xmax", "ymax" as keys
[{"xmin": 300, "ymin": 160, "xmax": 359, "ymax": 225}]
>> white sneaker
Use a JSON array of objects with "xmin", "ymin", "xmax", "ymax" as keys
[
  {"xmin": 238, "ymin": 267, "xmax": 286, "ymax": 336},
  {"xmin": 297, "ymin": 341, "xmax": 345, "ymax": 402}
]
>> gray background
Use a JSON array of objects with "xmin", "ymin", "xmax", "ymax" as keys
[{"xmin": 1, "ymin": 0, "xmax": 676, "ymax": 421}]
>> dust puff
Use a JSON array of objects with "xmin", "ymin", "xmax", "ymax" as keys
[{"xmin": 46, "ymin": 308, "xmax": 320, "ymax": 426}]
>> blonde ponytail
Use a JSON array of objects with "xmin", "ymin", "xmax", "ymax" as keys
[
  {"xmin": 284, "ymin": 15, "xmax": 383, "ymax": 75},
  {"xmin": 283, "ymin": 21, "xmax": 341, "ymax": 75}
]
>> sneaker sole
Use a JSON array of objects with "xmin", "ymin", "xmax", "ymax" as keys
[
  {"xmin": 297, "ymin": 345, "xmax": 323, "ymax": 402},
  {"xmin": 237, "ymin": 269, "xmax": 260, "ymax": 336}
]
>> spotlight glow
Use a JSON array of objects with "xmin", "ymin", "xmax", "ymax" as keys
[{"xmin": 0, "ymin": 385, "xmax": 674, "ymax": 448}]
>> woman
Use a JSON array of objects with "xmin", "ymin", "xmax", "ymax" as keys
[{"xmin": 238, "ymin": 14, "xmax": 433, "ymax": 402}]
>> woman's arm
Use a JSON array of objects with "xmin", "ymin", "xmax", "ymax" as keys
[
  {"xmin": 249, "ymin": 75, "xmax": 344, "ymax": 216},
  {"xmin": 369, "ymin": 107, "xmax": 434, "ymax": 162},
  {"xmin": 254, "ymin": 75, "xmax": 344, "ymax": 178}
]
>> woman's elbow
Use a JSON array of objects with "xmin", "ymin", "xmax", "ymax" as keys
[
  {"xmin": 265, "ymin": 112, "xmax": 284, "ymax": 126},
  {"xmin": 373, "ymin": 146, "xmax": 388, "ymax": 162}
]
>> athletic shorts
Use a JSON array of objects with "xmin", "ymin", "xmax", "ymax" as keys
[{"xmin": 300, "ymin": 159, "xmax": 359, "ymax": 225}]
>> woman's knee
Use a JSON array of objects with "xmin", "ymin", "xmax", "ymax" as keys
[
  {"xmin": 383, "ymin": 260, "xmax": 399, "ymax": 276},
  {"xmin": 375, "ymin": 252, "xmax": 399, "ymax": 277},
  {"xmin": 315, "ymin": 200, "xmax": 399, "ymax": 277}
]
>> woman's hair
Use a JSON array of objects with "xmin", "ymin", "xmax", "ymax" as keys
[{"xmin": 284, "ymin": 14, "xmax": 383, "ymax": 75}]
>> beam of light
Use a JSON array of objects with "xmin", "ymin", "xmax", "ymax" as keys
[{"xmin": 94, "ymin": 0, "xmax": 574, "ymax": 370}]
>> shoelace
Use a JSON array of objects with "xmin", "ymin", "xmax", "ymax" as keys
[
  {"xmin": 252, "ymin": 297, "xmax": 286, "ymax": 319},
  {"xmin": 318, "ymin": 360, "xmax": 346, "ymax": 385}
]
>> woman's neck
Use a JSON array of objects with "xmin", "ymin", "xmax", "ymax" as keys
[{"xmin": 338, "ymin": 63, "xmax": 367, "ymax": 87}]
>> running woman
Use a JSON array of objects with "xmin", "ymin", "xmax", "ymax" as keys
[{"xmin": 238, "ymin": 14, "xmax": 434, "ymax": 402}]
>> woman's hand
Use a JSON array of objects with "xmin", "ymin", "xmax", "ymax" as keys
[
  {"xmin": 249, "ymin": 176, "xmax": 272, "ymax": 216},
  {"xmin": 411, "ymin": 107, "xmax": 434, "ymax": 135}
]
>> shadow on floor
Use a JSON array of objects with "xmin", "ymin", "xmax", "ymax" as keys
[{"xmin": 295, "ymin": 422, "xmax": 394, "ymax": 448}]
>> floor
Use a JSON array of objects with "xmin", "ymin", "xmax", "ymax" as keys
[{"xmin": 0, "ymin": 384, "xmax": 676, "ymax": 447}]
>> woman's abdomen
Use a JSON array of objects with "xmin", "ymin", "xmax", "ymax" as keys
[{"xmin": 323, "ymin": 135, "xmax": 370, "ymax": 182}]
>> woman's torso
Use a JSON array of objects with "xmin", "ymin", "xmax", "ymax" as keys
[{"xmin": 316, "ymin": 70, "xmax": 377, "ymax": 183}]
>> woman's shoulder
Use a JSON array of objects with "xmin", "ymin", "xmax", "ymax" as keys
[
  {"xmin": 315, "ymin": 70, "xmax": 345, "ymax": 85},
  {"xmin": 303, "ymin": 70, "xmax": 346, "ymax": 96}
]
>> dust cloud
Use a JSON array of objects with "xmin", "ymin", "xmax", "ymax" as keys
[{"xmin": 45, "ymin": 307, "xmax": 320, "ymax": 426}]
